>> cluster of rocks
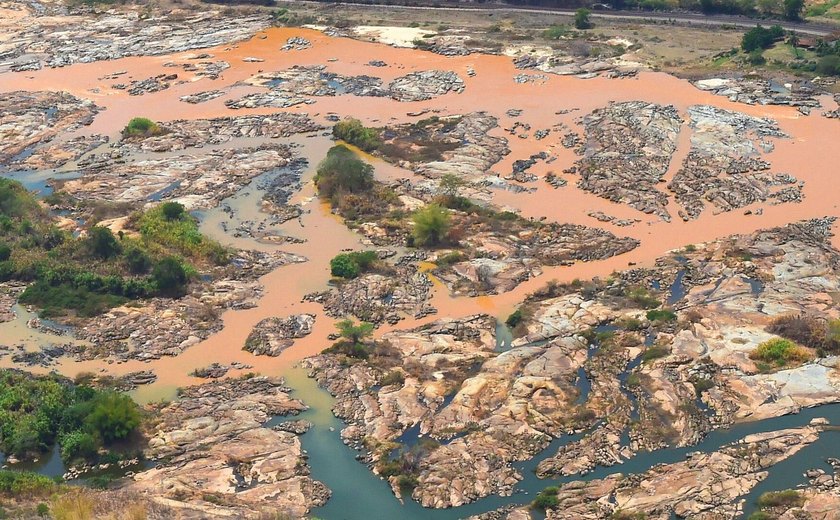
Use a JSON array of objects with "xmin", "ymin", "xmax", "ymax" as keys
[
  {"xmin": 64, "ymin": 144, "xmax": 296, "ymax": 210},
  {"xmin": 225, "ymin": 90, "xmax": 313, "ymax": 110},
  {"xmin": 669, "ymin": 105, "xmax": 802, "ymax": 220},
  {"xmin": 506, "ymin": 152, "xmax": 548, "ymax": 183},
  {"xmin": 0, "ymin": 90, "xmax": 100, "ymax": 165},
  {"xmin": 281, "ymin": 36, "xmax": 311, "ymax": 51},
  {"xmin": 179, "ymin": 89, "xmax": 226, "ymax": 104},
  {"xmin": 587, "ymin": 211, "xmax": 639, "ymax": 227},
  {"xmin": 577, "ymin": 101, "xmax": 682, "ymax": 221},
  {"xmin": 165, "ymin": 57, "xmax": 230, "ymax": 80},
  {"xmin": 694, "ymin": 77, "xmax": 822, "ymax": 109},
  {"xmin": 7, "ymin": 133, "xmax": 108, "ymax": 171},
  {"xmin": 114, "ymin": 73, "xmax": 177, "ymax": 96},
  {"xmin": 247, "ymin": 65, "xmax": 386, "ymax": 97},
  {"xmin": 0, "ymin": 7, "xmax": 270, "ymax": 73},
  {"xmin": 190, "ymin": 361, "xmax": 252, "ymax": 379},
  {"xmin": 244, "ymin": 314, "xmax": 315, "ymax": 357},
  {"xmin": 388, "ymin": 70, "xmax": 465, "ymax": 102},
  {"xmin": 115, "ymin": 112, "xmax": 322, "ymax": 153},
  {"xmin": 306, "ymin": 266, "xmax": 434, "ymax": 325},
  {"xmin": 129, "ymin": 376, "xmax": 328, "ymax": 518}
]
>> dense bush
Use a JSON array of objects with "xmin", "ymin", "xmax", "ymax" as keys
[
  {"xmin": 749, "ymin": 338, "xmax": 811, "ymax": 368},
  {"xmin": 532, "ymin": 486, "xmax": 560, "ymax": 510},
  {"xmin": 86, "ymin": 226, "xmax": 121, "ymax": 260},
  {"xmin": 816, "ymin": 54, "xmax": 840, "ymax": 76},
  {"xmin": 0, "ymin": 471, "xmax": 57, "ymax": 496},
  {"xmin": 152, "ymin": 256, "xmax": 189, "ymax": 297},
  {"xmin": 122, "ymin": 117, "xmax": 163, "ymax": 137},
  {"xmin": 315, "ymin": 145, "xmax": 375, "ymax": 204},
  {"xmin": 412, "ymin": 205, "xmax": 451, "ymax": 247},
  {"xmin": 756, "ymin": 489, "xmax": 805, "ymax": 508},
  {"xmin": 330, "ymin": 250, "xmax": 379, "ymax": 279},
  {"xmin": 333, "ymin": 119, "xmax": 381, "ymax": 152},
  {"xmin": 741, "ymin": 25, "xmax": 784, "ymax": 53},
  {"xmin": 0, "ymin": 370, "xmax": 142, "ymax": 463}
]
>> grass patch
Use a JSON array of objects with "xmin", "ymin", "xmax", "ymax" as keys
[{"xmin": 749, "ymin": 338, "xmax": 812, "ymax": 369}]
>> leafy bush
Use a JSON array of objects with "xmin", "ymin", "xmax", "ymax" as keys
[
  {"xmin": 646, "ymin": 309, "xmax": 677, "ymax": 322},
  {"xmin": 412, "ymin": 205, "xmax": 451, "ymax": 247},
  {"xmin": 816, "ymin": 54, "xmax": 840, "ymax": 76},
  {"xmin": 532, "ymin": 486, "xmax": 560, "ymax": 510},
  {"xmin": 0, "ymin": 471, "xmax": 57, "ymax": 496},
  {"xmin": 380, "ymin": 370, "xmax": 405, "ymax": 387},
  {"xmin": 642, "ymin": 345, "xmax": 670, "ymax": 361},
  {"xmin": 315, "ymin": 145, "xmax": 375, "ymax": 203},
  {"xmin": 86, "ymin": 226, "xmax": 121, "ymax": 260},
  {"xmin": 741, "ymin": 25, "xmax": 784, "ymax": 53},
  {"xmin": 122, "ymin": 117, "xmax": 162, "ymax": 137},
  {"xmin": 152, "ymin": 256, "xmax": 189, "ymax": 297},
  {"xmin": 85, "ymin": 392, "xmax": 141, "ymax": 443},
  {"xmin": 506, "ymin": 309, "xmax": 524, "ymax": 328},
  {"xmin": 160, "ymin": 201, "xmax": 185, "ymax": 221},
  {"xmin": 749, "ymin": 338, "xmax": 811, "ymax": 367},
  {"xmin": 330, "ymin": 250, "xmax": 379, "ymax": 279},
  {"xmin": 333, "ymin": 119, "xmax": 381, "ymax": 152},
  {"xmin": 574, "ymin": 8, "xmax": 592, "ymax": 29},
  {"xmin": 0, "ymin": 243, "xmax": 10, "ymax": 262},
  {"xmin": 756, "ymin": 489, "xmax": 805, "ymax": 508}
]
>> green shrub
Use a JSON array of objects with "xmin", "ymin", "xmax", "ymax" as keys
[
  {"xmin": 59, "ymin": 430, "xmax": 97, "ymax": 462},
  {"xmin": 816, "ymin": 54, "xmax": 840, "ymax": 76},
  {"xmin": 642, "ymin": 345, "xmax": 670, "ymax": 362},
  {"xmin": 380, "ymin": 370, "xmax": 405, "ymax": 387},
  {"xmin": 160, "ymin": 201, "xmax": 185, "ymax": 221},
  {"xmin": 0, "ymin": 471, "xmax": 56, "ymax": 495},
  {"xmin": 506, "ymin": 309, "xmax": 524, "ymax": 328},
  {"xmin": 741, "ymin": 25, "xmax": 784, "ymax": 52},
  {"xmin": 85, "ymin": 391, "xmax": 141, "ymax": 443},
  {"xmin": 532, "ymin": 486, "xmax": 560, "ymax": 510},
  {"xmin": 756, "ymin": 489, "xmax": 805, "ymax": 508},
  {"xmin": 124, "ymin": 245, "xmax": 152, "ymax": 274},
  {"xmin": 574, "ymin": 8, "xmax": 592, "ymax": 29},
  {"xmin": 412, "ymin": 205, "xmax": 451, "ymax": 247},
  {"xmin": 315, "ymin": 145, "xmax": 374, "ymax": 203},
  {"xmin": 122, "ymin": 117, "xmax": 162, "ymax": 137},
  {"xmin": 152, "ymin": 256, "xmax": 189, "ymax": 297},
  {"xmin": 542, "ymin": 25, "xmax": 569, "ymax": 39},
  {"xmin": 333, "ymin": 119, "xmax": 381, "ymax": 152},
  {"xmin": 749, "ymin": 338, "xmax": 811, "ymax": 367},
  {"xmin": 0, "ymin": 243, "xmax": 10, "ymax": 262},
  {"xmin": 330, "ymin": 251, "xmax": 379, "ymax": 279},
  {"xmin": 86, "ymin": 226, "xmax": 121, "ymax": 260},
  {"xmin": 646, "ymin": 309, "xmax": 677, "ymax": 322}
]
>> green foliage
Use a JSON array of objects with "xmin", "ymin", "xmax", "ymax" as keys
[
  {"xmin": 783, "ymin": 0, "xmax": 804, "ymax": 19},
  {"xmin": 0, "ymin": 243, "xmax": 10, "ymax": 262},
  {"xmin": 646, "ymin": 309, "xmax": 677, "ymax": 322},
  {"xmin": 122, "ymin": 117, "xmax": 162, "ymax": 137},
  {"xmin": 0, "ymin": 370, "xmax": 141, "ymax": 463},
  {"xmin": 315, "ymin": 145, "xmax": 375, "ymax": 204},
  {"xmin": 152, "ymin": 256, "xmax": 189, "ymax": 297},
  {"xmin": 532, "ymin": 486, "xmax": 560, "ymax": 510},
  {"xmin": 506, "ymin": 309, "xmax": 524, "ymax": 328},
  {"xmin": 741, "ymin": 25, "xmax": 784, "ymax": 53},
  {"xmin": 84, "ymin": 392, "xmax": 141, "ymax": 443},
  {"xmin": 746, "ymin": 512, "xmax": 774, "ymax": 520},
  {"xmin": 0, "ymin": 179, "xmax": 41, "ymax": 220},
  {"xmin": 86, "ymin": 226, "xmax": 121, "ymax": 260},
  {"xmin": 542, "ymin": 24, "xmax": 569, "ymax": 39},
  {"xmin": 337, "ymin": 319, "xmax": 375, "ymax": 344},
  {"xmin": 330, "ymin": 251, "xmax": 378, "ymax": 279},
  {"xmin": 816, "ymin": 54, "xmax": 840, "ymax": 75},
  {"xmin": 747, "ymin": 50, "xmax": 767, "ymax": 65},
  {"xmin": 160, "ymin": 201, "xmax": 185, "ymax": 221},
  {"xmin": 756, "ymin": 489, "xmax": 805, "ymax": 508},
  {"xmin": 333, "ymin": 119, "xmax": 381, "ymax": 152},
  {"xmin": 124, "ymin": 245, "xmax": 152, "ymax": 274},
  {"xmin": 138, "ymin": 204, "xmax": 229, "ymax": 263},
  {"xmin": 36, "ymin": 503, "xmax": 49, "ymax": 517},
  {"xmin": 0, "ymin": 471, "xmax": 57, "ymax": 495},
  {"xmin": 19, "ymin": 282, "xmax": 129, "ymax": 318},
  {"xmin": 626, "ymin": 286, "xmax": 661, "ymax": 309},
  {"xmin": 750, "ymin": 338, "xmax": 811, "ymax": 367},
  {"xmin": 59, "ymin": 430, "xmax": 97, "ymax": 462},
  {"xmin": 574, "ymin": 8, "xmax": 592, "ymax": 29},
  {"xmin": 438, "ymin": 174, "xmax": 464, "ymax": 199},
  {"xmin": 642, "ymin": 345, "xmax": 670, "ymax": 362},
  {"xmin": 412, "ymin": 205, "xmax": 451, "ymax": 247}
]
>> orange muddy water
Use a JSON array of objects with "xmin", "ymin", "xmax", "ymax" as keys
[{"xmin": 1, "ymin": 26, "xmax": 839, "ymax": 402}]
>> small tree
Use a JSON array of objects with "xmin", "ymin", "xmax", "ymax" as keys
[
  {"xmin": 124, "ymin": 245, "xmax": 152, "ymax": 274},
  {"xmin": 438, "ymin": 174, "xmax": 464, "ymax": 199},
  {"xmin": 574, "ymin": 8, "xmax": 592, "ymax": 30},
  {"xmin": 330, "ymin": 254, "xmax": 360, "ymax": 279},
  {"xmin": 84, "ymin": 392, "xmax": 141, "ymax": 443},
  {"xmin": 783, "ymin": 0, "xmax": 804, "ymax": 20},
  {"xmin": 160, "ymin": 202, "xmax": 185, "ymax": 221},
  {"xmin": 412, "ymin": 204, "xmax": 451, "ymax": 247},
  {"xmin": 152, "ymin": 256, "xmax": 189, "ymax": 297},
  {"xmin": 336, "ymin": 319, "xmax": 375, "ymax": 345},
  {"xmin": 123, "ymin": 117, "xmax": 162, "ymax": 137},
  {"xmin": 87, "ymin": 226, "xmax": 121, "ymax": 260},
  {"xmin": 0, "ymin": 242, "xmax": 11, "ymax": 262}
]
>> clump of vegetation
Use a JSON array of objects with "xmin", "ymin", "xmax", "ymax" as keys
[
  {"xmin": 767, "ymin": 314, "xmax": 840, "ymax": 355},
  {"xmin": 0, "ymin": 470, "xmax": 57, "ymax": 496},
  {"xmin": 0, "ymin": 370, "xmax": 142, "ymax": 464},
  {"xmin": 380, "ymin": 370, "xmax": 405, "ymax": 387},
  {"xmin": 642, "ymin": 345, "xmax": 670, "ymax": 362},
  {"xmin": 0, "ymin": 181, "xmax": 226, "ymax": 317},
  {"xmin": 412, "ymin": 204, "xmax": 451, "ymax": 247},
  {"xmin": 625, "ymin": 286, "xmax": 661, "ymax": 309},
  {"xmin": 741, "ymin": 25, "xmax": 785, "ymax": 53},
  {"xmin": 332, "ymin": 119, "xmax": 381, "ymax": 152},
  {"xmin": 610, "ymin": 511, "xmax": 647, "ymax": 520},
  {"xmin": 646, "ymin": 309, "xmax": 677, "ymax": 323},
  {"xmin": 325, "ymin": 319, "xmax": 376, "ymax": 359},
  {"xmin": 542, "ymin": 24, "xmax": 569, "ymax": 40},
  {"xmin": 532, "ymin": 486, "xmax": 560, "ymax": 510},
  {"xmin": 122, "ymin": 117, "xmax": 163, "ymax": 138},
  {"xmin": 749, "ymin": 338, "xmax": 812, "ymax": 369},
  {"xmin": 330, "ymin": 250, "xmax": 379, "ymax": 279},
  {"xmin": 574, "ymin": 8, "xmax": 592, "ymax": 29},
  {"xmin": 756, "ymin": 489, "xmax": 805, "ymax": 508},
  {"xmin": 315, "ymin": 145, "xmax": 375, "ymax": 203}
]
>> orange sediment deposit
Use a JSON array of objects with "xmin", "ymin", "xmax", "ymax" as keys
[{"xmin": 2, "ymin": 26, "xmax": 839, "ymax": 400}]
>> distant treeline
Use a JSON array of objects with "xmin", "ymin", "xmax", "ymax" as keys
[{"xmin": 206, "ymin": 0, "xmax": 801, "ymax": 19}]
